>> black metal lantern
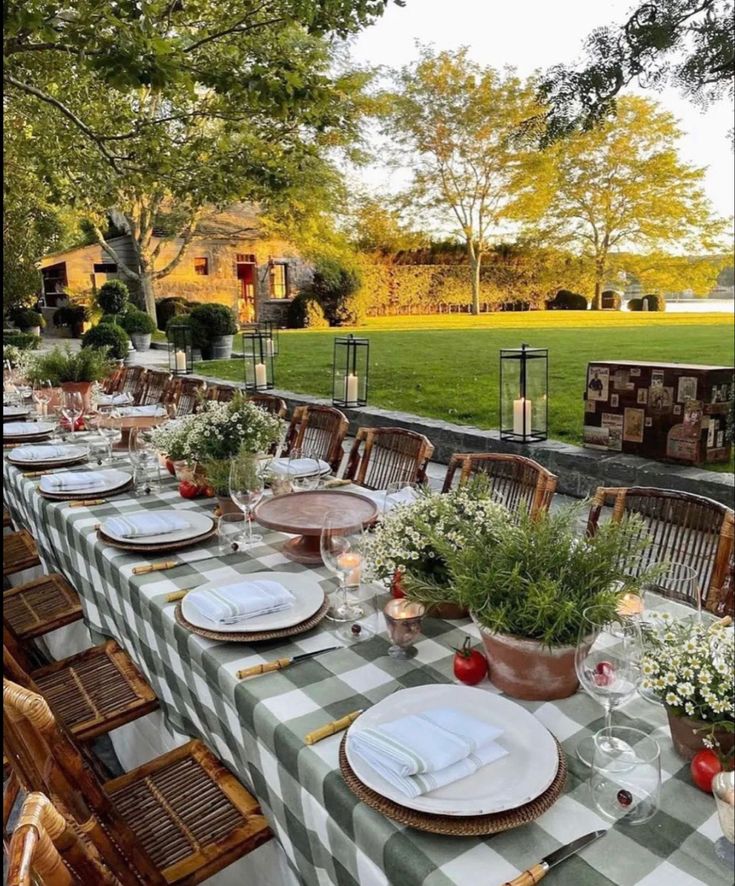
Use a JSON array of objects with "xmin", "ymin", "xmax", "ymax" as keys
[
  {"xmin": 241, "ymin": 331, "xmax": 274, "ymax": 392},
  {"xmin": 332, "ymin": 334, "xmax": 369, "ymax": 408},
  {"xmin": 500, "ymin": 342, "xmax": 548, "ymax": 443},
  {"xmin": 257, "ymin": 319, "xmax": 280, "ymax": 357},
  {"xmin": 167, "ymin": 323, "xmax": 193, "ymax": 376}
]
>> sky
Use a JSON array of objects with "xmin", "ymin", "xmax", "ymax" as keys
[{"xmin": 348, "ymin": 0, "xmax": 735, "ymax": 222}]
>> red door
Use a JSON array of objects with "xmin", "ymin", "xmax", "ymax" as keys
[{"xmin": 237, "ymin": 262, "xmax": 256, "ymax": 324}]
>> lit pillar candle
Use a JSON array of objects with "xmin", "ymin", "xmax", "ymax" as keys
[
  {"xmin": 513, "ymin": 397, "xmax": 532, "ymax": 436},
  {"xmin": 254, "ymin": 362, "xmax": 267, "ymax": 389},
  {"xmin": 617, "ymin": 593, "xmax": 644, "ymax": 616},
  {"xmin": 264, "ymin": 338, "xmax": 274, "ymax": 357},
  {"xmin": 174, "ymin": 350, "xmax": 187, "ymax": 372},
  {"xmin": 337, "ymin": 552, "xmax": 362, "ymax": 587},
  {"xmin": 345, "ymin": 373, "xmax": 359, "ymax": 403}
]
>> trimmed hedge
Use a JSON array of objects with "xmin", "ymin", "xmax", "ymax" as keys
[
  {"xmin": 119, "ymin": 308, "xmax": 157, "ymax": 335},
  {"xmin": 548, "ymin": 290, "xmax": 588, "ymax": 310},
  {"xmin": 81, "ymin": 322, "xmax": 130, "ymax": 360},
  {"xmin": 627, "ymin": 297, "xmax": 644, "ymax": 311},
  {"xmin": 287, "ymin": 293, "xmax": 329, "ymax": 329},
  {"xmin": 9, "ymin": 307, "xmax": 45, "ymax": 329},
  {"xmin": 643, "ymin": 293, "xmax": 666, "ymax": 311},
  {"xmin": 3, "ymin": 332, "xmax": 41, "ymax": 350},
  {"xmin": 156, "ymin": 296, "xmax": 200, "ymax": 330},
  {"xmin": 591, "ymin": 290, "xmax": 622, "ymax": 310},
  {"xmin": 189, "ymin": 303, "xmax": 238, "ymax": 356}
]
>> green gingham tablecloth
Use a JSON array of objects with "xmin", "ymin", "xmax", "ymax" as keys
[{"xmin": 3, "ymin": 457, "xmax": 731, "ymax": 886}]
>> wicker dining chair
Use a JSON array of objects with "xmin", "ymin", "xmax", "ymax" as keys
[
  {"xmin": 7, "ymin": 792, "xmax": 115, "ymax": 886},
  {"xmin": 587, "ymin": 487, "xmax": 734, "ymax": 613},
  {"xmin": 118, "ymin": 366, "xmax": 147, "ymax": 403},
  {"xmin": 249, "ymin": 393, "xmax": 288, "ymax": 419},
  {"xmin": 286, "ymin": 405, "xmax": 349, "ymax": 474},
  {"xmin": 344, "ymin": 427, "xmax": 434, "ymax": 490},
  {"xmin": 205, "ymin": 384, "xmax": 238, "ymax": 403},
  {"xmin": 101, "ymin": 366, "xmax": 124, "ymax": 395},
  {"xmin": 168, "ymin": 378, "xmax": 206, "ymax": 416},
  {"xmin": 3, "ymin": 679, "xmax": 272, "ymax": 886},
  {"xmin": 4, "ymin": 574, "xmax": 83, "ymax": 643},
  {"xmin": 3, "ymin": 530, "xmax": 41, "ymax": 580},
  {"xmin": 138, "ymin": 370, "xmax": 171, "ymax": 407},
  {"xmin": 441, "ymin": 453, "xmax": 558, "ymax": 518}
]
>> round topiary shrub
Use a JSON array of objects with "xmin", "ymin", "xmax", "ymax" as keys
[
  {"xmin": 119, "ymin": 308, "xmax": 157, "ymax": 335},
  {"xmin": 97, "ymin": 280, "xmax": 129, "ymax": 316},
  {"xmin": 156, "ymin": 296, "xmax": 198, "ymax": 330},
  {"xmin": 307, "ymin": 257, "xmax": 362, "ymax": 326},
  {"xmin": 188, "ymin": 303, "xmax": 238, "ymax": 356},
  {"xmin": 286, "ymin": 293, "xmax": 329, "ymax": 329},
  {"xmin": 81, "ymin": 322, "xmax": 130, "ymax": 360},
  {"xmin": 548, "ymin": 290, "xmax": 588, "ymax": 310},
  {"xmin": 592, "ymin": 290, "xmax": 622, "ymax": 310},
  {"xmin": 10, "ymin": 308, "xmax": 45, "ymax": 330},
  {"xmin": 643, "ymin": 293, "xmax": 666, "ymax": 312},
  {"xmin": 627, "ymin": 297, "xmax": 643, "ymax": 311}
]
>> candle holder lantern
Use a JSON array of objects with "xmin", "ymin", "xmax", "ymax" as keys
[
  {"xmin": 500, "ymin": 342, "xmax": 548, "ymax": 443},
  {"xmin": 332, "ymin": 334, "xmax": 369, "ymax": 408},
  {"xmin": 257, "ymin": 319, "xmax": 280, "ymax": 357},
  {"xmin": 167, "ymin": 323, "xmax": 193, "ymax": 376},
  {"xmin": 242, "ymin": 331, "xmax": 274, "ymax": 392}
]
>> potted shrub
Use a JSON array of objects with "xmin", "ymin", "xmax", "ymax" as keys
[
  {"xmin": 119, "ymin": 308, "xmax": 157, "ymax": 351},
  {"xmin": 96, "ymin": 279, "xmax": 129, "ymax": 321},
  {"xmin": 189, "ymin": 303, "xmax": 238, "ymax": 360},
  {"xmin": 11, "ymin": 308, "xmax": 45, "ymax": 337},
  {"xmin": 81, "ymin": 323, "xmax": 131, "ymax": 362},
  {"xmin": 435, "ymin": 505, "xmax": 654, "ymax": 701},
  {"xmin": 26, "ymin": 346, "xmax": 114, "ymax": 409},
  {"xmin": 53, "ymin": 305, "xmax": 90, "ymax": 338},
  {"xmin": 642, "ymin": 615, "xmax": 734, "ymax": 760}
]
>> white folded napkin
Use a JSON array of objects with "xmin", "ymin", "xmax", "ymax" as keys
[
  {"xmin": 104, "ymin": 512, "xmax": 191, "ymax": 539},
  {"xmin": 4, "ymin": 422, "xmax": 48, "ymax": 436},
  {"xmin": 97, "ymin": 393, "xmax": 133, "ymax": 406},
  {"xmin": 11, "ymin": 444, "xmax": 75, "ymax": 461},
  {"xmin": 354, "ymin": 486, "xmax": 419, "ymax": 511},
  {"xmin": 117, "ymin": 405, "xmax": 166, "ymax": 417},
  {"xmin": 349, "ymin": 708, "xmax": 508, "ymax": 798},
  {"xmin": 41, "ymin": 471, "xmax": 108, "ymax": 492},
  {"xmin": 187, "ymin": 579, "xmax": 295, "ymax": 625},
  {"xmin": 271, "ymin": 457, "xmax": 331, "ymax": 477}
]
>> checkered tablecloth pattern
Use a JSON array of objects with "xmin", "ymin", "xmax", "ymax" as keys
[{"xmin": 3, "ymin": 456, "xmax": 730, "ymax": 886}]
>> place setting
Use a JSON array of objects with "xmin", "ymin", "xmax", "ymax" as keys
[
  {"xmin": 7, "ymin": 441, "xmax": 90, "ymax": 472},
  {"xmin": 3, "ymin": 419, "xmax": 56, "ymax": 444},
  {"xmin": 37, "ymin": 467, "xmax": 134, "ymax": 501},
  {"xmin": 96, "ymin": 509, "xmax": 216, "ymax": 553},
  {"xmin": 3, "ymin": 404, "xmax": 31, "ymax": 422}
]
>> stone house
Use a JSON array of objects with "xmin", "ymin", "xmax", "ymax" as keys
[{"xmin": 38, "ymin": 205, "xmax": 312, "ymax": 328}]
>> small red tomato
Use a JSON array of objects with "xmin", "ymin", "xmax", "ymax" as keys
[
  {"xmin": 691, "ymin": 749, "xmax": 722, "ymax": 793},
  {"xmin": 453, "ymin": 637, "xmax": 488, "ymax": 686},
  {"xmin": 201, "ymin": 484, "xmax": 215, "ymax": 498},
  {"xmin": 178, "ymin": 480, "xmax": 199, "ymax": 499},
  {"xmin": 593, "ymin": 660, "xmax": 615, "ymax": 687}
]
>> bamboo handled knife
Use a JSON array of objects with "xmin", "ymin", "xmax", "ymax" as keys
[
  {"xmin": 304, "ymin": 710, "xmax": 363, "ymax": 745},
  {"xmin": 237, "ymin": 646, "xmax": 339, "ymax": 680},
  {"xmin": 503, "ymin": 831, "xmax": 605, "ymax": 885}
]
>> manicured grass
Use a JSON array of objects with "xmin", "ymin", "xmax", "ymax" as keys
[{"xmin": 196, "ymin": 312, "xmax": 734, "ymax": 469}]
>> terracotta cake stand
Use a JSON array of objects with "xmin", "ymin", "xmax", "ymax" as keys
[{"xmin": 253, "ymin": 490, "xmax": 378, "ymax": 565}]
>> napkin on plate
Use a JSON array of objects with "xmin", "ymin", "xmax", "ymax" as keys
[
  {"xmin": 41, "ymin": 471, "xmax": 109, "ymax": 491},
  {"xmin": 97, "ymin": 393, "xmax": 133, "ymax": 406},
  {"xmin": 270, "ymin": 457, "xmax": 331, "ymax": 477},
  {"xmin": 349, "ymin": 707, "xmax": 508, "ymax": 799},
  {"xmin": 117, "ymin": 405, "xmax": 166, "ymax": 417},
  {"xmin": 3, "ymin": 422, "xmax": 48, "ymax": 436},
  {"xmin": 187, "ymin": 579, "xmax": 295, "ymax": 625},
  {"xmin": 11, "ymin": 444, "xmax": 75, "ymax": 461},
  {"xmin": 104, "ymin": 512, "xmax": 191, "ymax": 539},
  {"xmin": 354, "ymin": 485, "xmax": 419, "ymax": 511}
]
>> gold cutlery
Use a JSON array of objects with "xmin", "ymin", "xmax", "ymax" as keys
[
  {"xmin": 304, "ymin": 710, "xmax": 363, "ymax": 745},
  {"xmin": 237, "ymin": 646, "xmax": 339, "ymax": 680}
]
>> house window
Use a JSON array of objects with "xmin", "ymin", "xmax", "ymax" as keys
[
  {"xmin": 270, "ymin": 262, "xmax": 288, "ymax": 299},
  {"xmin": 194, "ymin": 257, "xmax": 209, "ymax": 276},
  {"xmin": 93, "ymin": 262, "xmax": 118, "ymax": 273}
]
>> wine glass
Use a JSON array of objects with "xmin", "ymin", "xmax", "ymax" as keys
[
  {"xmin": 645, "ymin": 562, "xmax": 705, "ymax": 624},
  {"xmin": 383, "ymin": 480, "xmax": 422, "ymax": 514},
  {"xmin": 288, "ymin": 448, "xmax": 323, "ymax": 491},
  {"xmin": 575, "ymin": 606, "xmax": 643, "ymax": 766},
  {"xmin": 229, "ymin": 454, "xmax": 266, "ymax": 548},
  {"xmin": 61, "ymin": 391, "xmax": 84, "ymax": 441},
  {"xmin": 129, "ymin": 427, "xmax": 160, "ymax": 495},
  {"xmin": 32, "ymin": 379, "xmax": 53, "ymax": 418},
  {"xmin": 321, "ymin": 510, "xmax": 372, "ymax": 641},
  {"xmin": 94, "ymin": 405, "xmax": 123, "ymax": 458},
  {"xmin": 589, "ymin": 726, "xmax": 661, "ymax": 825}
]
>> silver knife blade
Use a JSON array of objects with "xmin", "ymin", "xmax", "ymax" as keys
[{"xmin": 543, "ymin": 831, "xmax": 606, "ymax": 870}]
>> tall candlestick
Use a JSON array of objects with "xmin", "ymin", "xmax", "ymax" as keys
[
  {"xmin": 345, "ymin": 373, "xmax": 359, "ymax": 403},
  {"xmin": 512, "ymin": 397, "xmax": 532, "ymax": 436},
  {"xmin": 254, "ymin": 362, "xmax": 267, "ymax": 389},
  {"xmin": 337, "ymin": 552, "xmax": 362, "ymax": 587}
]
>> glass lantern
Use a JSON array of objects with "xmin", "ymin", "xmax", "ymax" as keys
[
  {"xmin": 500, "ymin": 343, "xmax": 548, "ymax": 443},
  {"xmin": 332, "ymin": 335, "xmax": 369, "ymax": 408},
  {"xmin": 241, "ymin": 331, "xmax": 274, "ymax": 392},
  {"xmin": 257, "ymin": 319, "xmax": 280, "ymax": 357},
  {"xmin": 167, "ymin": 323, "xmax": 193, "ymax": 376}
]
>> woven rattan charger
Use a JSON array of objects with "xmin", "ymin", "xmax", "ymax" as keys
[
  {"xmin": 174, "ymin": 594, "xmax": 331, "ymax": 642},
  {"xmin": 96, "ymin": 525, "xmax": 217, "ymax": 553},
  {"xmin": 339, "ymin": 736, "xmax": 567, "ymax": 836}
]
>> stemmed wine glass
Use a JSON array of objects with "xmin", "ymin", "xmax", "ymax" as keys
[
  {"xmin": 575, "ymin": 606, "xmax": 643, "ymax": 766},
  {"xmin": 61, "ymin": 391, "xmax": 84, "ymax": 441},
  {"xmin": 32, "ymin": 379, "xmax": 53, "ymax": 419},
  {"xmin": 129, "ymin": 427, "xmax": 160, "ymax": 495},
  {"xmin": 229, "ymin": 454, "xmax": 266, "ymax": 548},
  {"xmin": 288, "ymin": 448, "xmax": 323, "ymax": 491},
  {"xmin": 321, "ymin": 510, "xmax": 373, "ymax": 642}
]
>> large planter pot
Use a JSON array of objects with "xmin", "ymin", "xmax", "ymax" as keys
[
  {"xmin": 209, "ymin": 335, "xmax": 234, "ymax": 360},
  {"xmin": 216, "ymin": 495, "xmax": 241, "ymax": 516},
  {"xmin": 474, "ymin": 616, "xmax": 589, "ymax": 701},
  {"xmin": 665, "ymin": 707, "xmax": 735, "ymax": 761},
  {"xmin": 130, "ymin": 333, "xmax": 152, "ymax": 352},
  {"xmin": 60, "ymin": 380, "xmax": 93, "ymax": 412}
]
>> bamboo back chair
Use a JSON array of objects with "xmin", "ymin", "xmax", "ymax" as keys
[
  {"xmin": 101, "ymin": 367, "xmax": 124, "ymax": 395},
  {"xmin": 587, "ymin": 487, "xmax": 734, "ymax": 613},
  {"xmin": 3, "ymin": 678, "xmax": 272, "ymax": 886},
  {"xmin": 441, "ymin": 453, "xmax": 557, "ymax": 518},
  {"xmin": 118, "ymin": 367, "xmax": 146, "ymax": 403},
  {"xmin": 167, "ymin": 377, "xmax": 206, "ymax": 416},
  {"xmin": 286, "ymin": 405, "xmax": 349, "ymax": 474},
  {"xmin": 205, "ymin": 384, "xmax": 238, "ymax": 403},
  {"xmin": 709, "ymin": 551, "xmax": 734, "ymax": 618},
  {"xmin": 249, "ymin": 393, "xmax": 287, "ymax": 419},
  {"xmin": 344, "ymin": 427, "xmax": 434, "ymax": 490},
  {"xmin": 7, "ymin": 792, "xmax": 115, "ymax": 886},
  {"xmin": 3, "ymin": 530, "xmax": 41, "ymax": 578},
  {"xmin": 4, "ymin": 574, "xmax": 83, "ymax": 644},
  {"xmin": 138, "ymin": 370, "xmax": 171, "ymax": 407}
]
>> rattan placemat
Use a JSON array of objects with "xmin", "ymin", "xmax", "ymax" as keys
[
  {"xmin": 39, "ymin": 478, "xmax": 134, "ymax": 501},
  {"xmin": 97, "ymin": 525, "xmax": 216, "ymax": 553},
  {"xmin": 339, "ymin": 735, "xmax": 567, "ymax": 836},
  {"xmin": 174, "ymin": 595, "xmax": 330, "ymax": 642}
]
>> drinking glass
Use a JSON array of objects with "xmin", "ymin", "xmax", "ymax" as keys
[
  {"xmin": 384, "ymin": 598, "xmax": 426, "ymax": 659},
  {"xmin": 288, "ymin": 448, "xmax": 323, "ymax": 492},
  {"xmin": 93, "ymin": 405, "xmax": 123, "ymax": 456},
  {"xmin": 321, "ymin": 510, "xmax": 369, "ymax": 638},
  {"xmin": 129, "ymin": 428, "xmax": 160, "ymax": 495},
  {"xmin": 713, "ymin": 771, "xmax": 735, "ymax": 867},
  {"xmin": 61, "ymin": 391, "xmax": 84, "ymax": 441},
  {"xmin": 383, "ymin": 480, "xmax": 422, "ymax": 514},
  {"xmin": 645, "ymin": 562, "xmax": 704, "ymax": 623},
  {"xmin": 229, "ymin": 455, "xmax": 266, "ymax": 548},
  {"xmin": 575, "ymin": 606, "xmax": 643, "ymax": 766},
  {"xmin": 32, "ymin": 380, "xmax": 53, "ymax": 418},
  {"xmin": 217, "ymin": 513, "xmax": 247, "ymax": 556},
  {"xmin": 590, "ymin": 726, "xmax": 660, "ymax": 825}
]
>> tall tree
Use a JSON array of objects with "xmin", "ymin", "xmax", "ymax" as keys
[
  {"xmin": 539, "ymin": 0, "xmax": 734, "ymax": 143},
  {"xmin": 4, "ymin": 1, "xmax": 396, "ymax": 319},
  {"xmin": 525, "ymin": 96, "xmax": 728, "ymax": 297},
  {"xmin": 384, "ymin": 47, "xmax": 540, "ymax": 314}
]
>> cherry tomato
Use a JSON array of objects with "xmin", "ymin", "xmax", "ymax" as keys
[
  {"xmin": 691, "ymin": 749, "xmax": 722, "ymax": 793},
  {"xmin": 593, "ymin": 660, "xmax": 615, "ymax": 687},
  {"xmin": 453, "ymin": 637, "xmax": 488, "ymax": 685},
  {"xmin": 178, "ymin": 480, "xmax": 200, "ymax": 499},
  {"xmin": 60, "ymin": 416, "xmax": 85, "ymax": 432}
]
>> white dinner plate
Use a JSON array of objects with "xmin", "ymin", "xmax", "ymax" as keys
[
  {"xmin": 3, "ymin": 421, "xmax": 55, "ymax": 438},
  {"xmin": 182, "ymin": 571, "xmax": 326, "ymax": 632},
  {"xmin": 100, "ymin": 510, "xmax": 215, "ymax": 546},
  {"xmin": 3, "ymin": 407, "xmax": 30, "ymax": 420},
  {"xmin": 270, "ymin": 457, "xmax": 332, "ymax": 477},
  {"xmin": 345, "ymin": 684, "xmax": 559, "ymax": 816},
  {"xmin": 117, "ymin": 405, "xmax": 167, "ymax": 417},
  {"xmin": 8, "ymin": 444, "xmax": 89, "ymax": 467},
  {"xmin": 39, "ymin": 468, "xmax": 133, "ymax": 496}
]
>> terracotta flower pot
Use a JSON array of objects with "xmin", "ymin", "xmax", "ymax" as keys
[
  {"xmin": 389, "ymin": 571, "xmax": 469, "ymax": 618},
  {"xmin": 665, "ymin": 707, "xmax": 735, "ymax": 761},
  {"xmin": 473, "ymin": 615, "xmax": 590, "ymax": 701},
  {"xmin": 216, "ymin": 495, "xmax": 241, "ymax": 516},
  {"xmin": 60, "ymin": 380, "xmax": 93, "ymax": 411}
]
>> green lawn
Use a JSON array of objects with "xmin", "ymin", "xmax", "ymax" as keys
[{"xmin": 195, "ymin": 312, "xmax": 734, "ymax": 470}]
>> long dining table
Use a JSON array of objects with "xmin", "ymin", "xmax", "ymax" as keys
[{"xmin": 3, "ymin": 455, "xmax": 731, "ymax": 886}]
